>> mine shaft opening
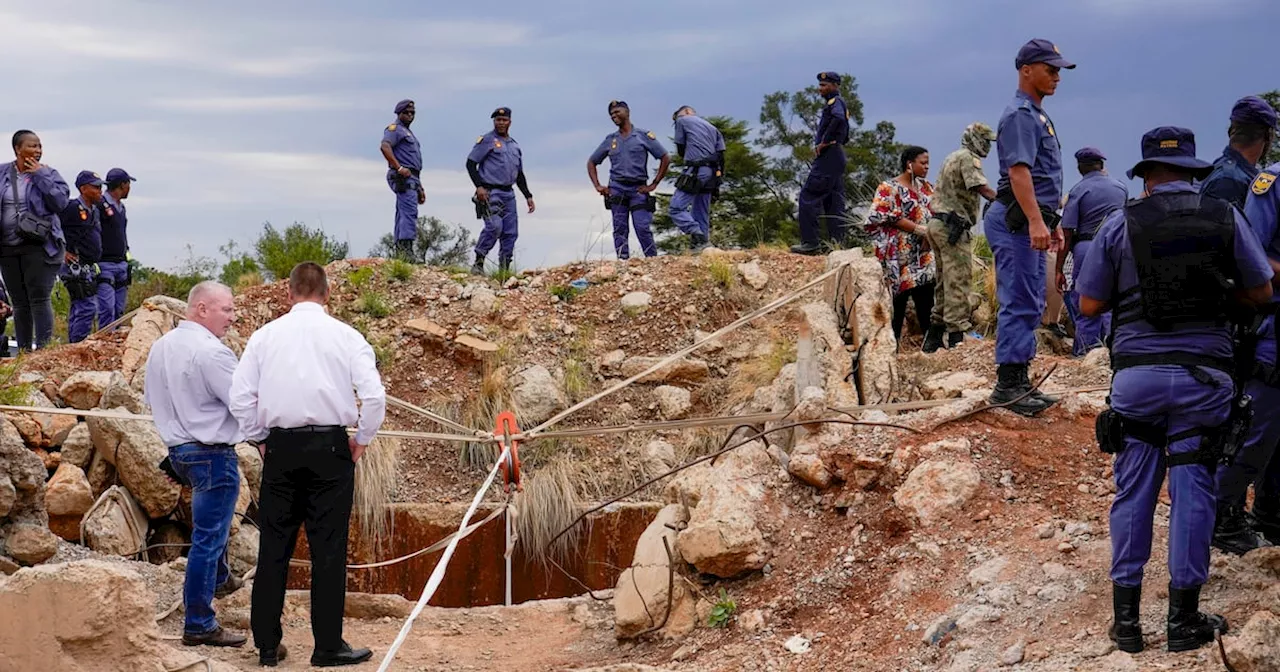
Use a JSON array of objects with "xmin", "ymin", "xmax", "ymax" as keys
[{"xmin": 286, "ymin": 502, "xmax": 659, "ymax": 608}]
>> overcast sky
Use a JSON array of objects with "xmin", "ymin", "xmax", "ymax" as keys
[{"xmin": 1, "ymin": 0, "xmax": 1269, "ymax": 272}]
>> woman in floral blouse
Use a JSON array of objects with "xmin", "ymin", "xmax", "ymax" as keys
[{"xmin": 866, "ymin": 146, "xmax": 937, "ymax": 342}]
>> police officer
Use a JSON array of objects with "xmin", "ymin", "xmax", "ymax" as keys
[
  {"xmin": 1076, "ymin": 127, "xmax": 1273, "ymax": 654},
  {"xmin": 791, "ymin": 72, "xmax": 850, "ymax": 256},
  {"xmin": 1214, "ymin": 158, "xmax": 1280, "ymax": 554},
  {"xmin": 923, "ymin": 122, "xmax": 998, "ymax": 352},
  {"xmin": 669, "ymin": 106, "xmax": 725, "ymax": 252},
  {"xmin": 97, "ymin": 167, "xmax": 135, "ymax": 325},
  {"xmin": 58, "ymin": 171, "xmax": 105, "ymax": 343},
  {"xmin": 467, "ymin": 107, "xmax": 534, "ymax": 275},
  {"xmin": 1200, "ymin": 96, "xmax": 1277, "ymax": 209},
  {"xmin": 1055, "ymin": 147, "xmax": 1129, "ymax": 357},
  {"xmin": 984, "ymin": 39, "xmax": 1074, "ymax": 416},
  {"xmin": 380, "ymin": 99, "xmax": 425, "ymax": 259},
  {"xmin": 588, "ymin": 101, "xmax": 670, "ymax": 260}
]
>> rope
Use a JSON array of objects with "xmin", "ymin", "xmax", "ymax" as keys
[
  {"xmin": 386, "ymin": 395, "xmax": 486, "ymax": 438},
  {"xmin": 522, "ymin": 263, "xmax": 851, "ymax": 438},
  {"xmin": 376, "ymin": 442, "xmax": 511, "ymax": 672},
  {"xmin": 90, "ymin": 308, "xmax": 139, "ymax": 337}
]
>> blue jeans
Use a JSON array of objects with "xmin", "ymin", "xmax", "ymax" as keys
[{"xmin": 169, "ymin": 443, "xmax": 240, "ymax": 635}]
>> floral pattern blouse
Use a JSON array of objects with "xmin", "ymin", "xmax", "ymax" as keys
[{"xmin": 866, "ymin": 178, "xmax": 937, "ymax": 295}]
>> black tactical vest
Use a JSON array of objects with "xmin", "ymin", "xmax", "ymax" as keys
[{"xmin": 1117, "ymin": 192, "xmax": 1236, "ymax": 332}]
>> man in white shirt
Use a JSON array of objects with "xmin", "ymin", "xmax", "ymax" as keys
[
  {"xmin": 229, "ymin": 262, "xmax": 385, "ymax": 668},
  {"xmin": 143, "ymin": 280, "xmax": 247, "ymax": 649}
]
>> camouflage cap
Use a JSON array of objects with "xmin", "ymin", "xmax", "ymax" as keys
[{"xmin": 965, "ymin": 122, "xmax": 997, "ymax": 140}]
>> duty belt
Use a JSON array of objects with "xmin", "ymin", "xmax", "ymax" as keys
[
  {"xmin": 482, "ymin": 183, "xmax": 514, "ymax": 191},
  {"xmin": 613, "ymin": 177, "xmax": 647, "ymax": 187}
]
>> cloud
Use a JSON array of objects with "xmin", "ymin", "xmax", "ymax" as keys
[{"xmin": 151, "ymin": 95, "xmax": 353, "ymax": 113}]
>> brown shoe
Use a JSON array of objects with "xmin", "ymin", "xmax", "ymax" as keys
[
  {"xmin": 260, "ymin": 642, "xmax": 289, "ymax": 667},
  {"xmin": 214, "ymin": 574, "xmax": 244, "ymax": 599},
  {"xmin": 182, "ymin": 626, "xmax": 247, "ymax": 648}
]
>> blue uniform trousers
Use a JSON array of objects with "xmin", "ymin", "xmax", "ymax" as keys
[
  {"xmin": 609, "ymin": 182, "xmax": 657, "ymax": 259},
  {"xmin": 984, "ymin": 201, "xmax": 1046, "ymax": 365},
  {"xmin": 474, "ymin": 188, "xmax": 519, "ymax": 263},
  {"xmin": 1217, "ymin": 319, "xmax": 1280, "ymax": 511},
  {"xmin": 1065, "ymin": 240, "xmax": 1110, "ymax": 357},
  {"xmin": 96, "ymin": 261, "xmax": 129, "ymax": 325},
  {"xmin": 797, "ymin": 148, "xmax": 846, "ymax": 246},
  {"xmin": 386, "ymin": 173, "xmax": 420, "ymax": 242},
  {"xmin": 669, "ymin": 166, "xmax": 713, "ymax": 237},
  {"xmin": 1109, "ymin": 365, "xmax": 1231, "ymax": 589}
]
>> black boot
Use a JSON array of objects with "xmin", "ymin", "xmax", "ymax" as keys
[
  {"xmin": 1213, "ymin": 503, "xmax": 1273, "ymax": 555},
  {"xmin": 921, "ymin": 324, "xmax": 946, "ymax": 353},
  {"xmin": 1108, "ymin": 583, "xmax": 1144, "ymax": 653},
  {"xmin": 1021, "ymin": 366, "xmax": 1060, "ymax": 407},
  {"xmin": 947, "ymin": 331, "xmax": 965, "ymax": 348},
  {"xmin": 1250, "ymin": 504, "xmax": 1280, "ymax": 546},
  {"xmin": 789, "ymin": 242, "xmax": 823, "ymax": 256},
  {"xmin": 394, "ymin": 239, "xmax": 414, "ymax": 261},
  {"xmin": 988, "ymin": 364, "xmax": 1053, "ymax": 417},
  {"xmin": 498, "ymin": 258, "xmax": 512, "ymax": 276},
  {"xmin": 689, "ymin": 233, "xmax": 709, "ymax": 253},
  {"xmin": 470, "ymin": 254, "xmax": 485, "ymax": 275},
  {"xmin": 1167, "ymin": 584, "xmax": 1227, "ymax": 652}
]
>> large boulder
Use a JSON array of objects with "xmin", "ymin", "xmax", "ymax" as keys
[
  {"xmin": 0, "ymin": 418, "xmax": 49, "ymax": 561},
  {"xmin": 85, "ymin": 447, "xmax": 117, "ymax": 499},
  {"xmin": 5, "ymin": 388, "xmax": 75, "ymax": 448},
  {"xmin": 619, "ymin": 357, "xmax": 710, "ymax": 384},
  {"xmin": 0, "ymin": 560, "xmax": 240, "ymax": 672},
  {"xmin": 1222, "ymin": 611, "xmax": 1280, "ymax": 672},
  {"xmin": 823, "ymin": 250, "xmax": 897, "ymax": 404},
  {"xmin": 893, "ymin": 459, "xmax": 982, "ymax": 524},
  {"xmin": 512, "ymin": 365, "xmax": 567, "ymax": 426},
  {"xmin": 59, "ymin": 423, "xmax": 94, "ymax": 469},
  {"xmin": 614, "ymin": 504, "xmax": 697, "ymax": 639},
  {"xmin": 3, "ymin": 524, "xmax": 57, "ymax": 565},
  {"xmin": 81, "ymin": 486, "xmax": 149, "ymax": 556},
  {"xmin": 236, "ymin": 442, "xmax": 263, "ymax": 502},
  {"xmin": 227, "ymin": 524, "xmax": 259, "ymax": 578},
  {"xmin": 675, "ymin": 443, "xmax": 772, "ymax": 577},
  {"xmin": 86, "ymin": 410, "xmax": 179, "ymax": 518},
  {"xmin": 59, "ymin": 371, "xmax": 127, "ymax": 411},
  {"xmin": 99, "ymin": 376, "xmax": 147, "ymax": 414},
  {"xmin": 921, "ymin": 371, "xmax": 989, "ymax": 401},
  {"xmin": 787, "ymin": 439, "xmax": 833, "ymax": 490},
  {"xmin": 736, "ymin": 260, "xmax": 769, "ymax": 289},
  {"xmin": 45, "ymin": 463, "xmax": 94, "ymax": 541},
  {"xmin": 120, "ymin": 295, "xmax": 187, "ymax": 382}
]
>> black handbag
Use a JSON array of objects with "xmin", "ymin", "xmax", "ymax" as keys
[{"xmin": 11, "ymin": 166, "xmax": 51, "ymax": 245}]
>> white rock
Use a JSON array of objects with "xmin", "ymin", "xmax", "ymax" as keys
[
  {"xmin": 1000, "ymin": 640, "xmax": 1025, "ymax": 666},
  {"xmin": 921, "ymin": 371, "xmax": 989, "ymax": 401},
  {"xmin": 654, "ymin": 386, "xmax": 692, "ymax": 420},
  {"xmin": 893, "ymin": 459, "xmax": 982, "ymax": 524},
  {"xmin": 469, "ymin": 286, "xmax": 498, "ymax": 314},
  {"xmin": 511, "ymin": 365, "xmax": 567, "ymax": 426},
  {"xmin": 600, "ymin": 349, "xmax": 627, "ymax": 372},
  {"xmin": 620, "ymin": 292, "xmax": 652, "ymax": 313},
  {"xmin": 955, "ymin": 605, "xmax": 1002, "ymax": 631},
  {"xmin": 968, "ymin": 557, "xmax": 1008, "ymax": 588},
  {"xmin": 784, "ymin": 634, "xmax": 810, "ymax": 654},
  {"xmin": 736, "ymin": 261, "xmax": 770, "ymax": 289},
  {"xmin": 642, "ymin": 440, "xmax": 676, "ymax": 476}
]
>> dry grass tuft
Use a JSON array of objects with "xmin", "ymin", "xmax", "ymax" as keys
[
  {"xmin": 513, "ymin": 454, "xmax": 584, "ymax": 567},
  {"xmin": 724, "ymin": 331, "xmax": 796, "ymax": 408},
  {"xmin": 354, "ymin": 435, "xmax": 401, "ymax": 554},
  {"xmin": 459, "ymin": 354, "xmax": 517, "ymax": 470},
  {"xmin": 706, "ymin": 257, "xmax": 737, "ymax": 289}
]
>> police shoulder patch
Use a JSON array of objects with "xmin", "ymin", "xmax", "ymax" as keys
[
  {"xmin": 973, "ymin": 158, "xmax": 982, "ymax": 169},
  {"xmin": 646, "ymin": 131, "xmax": 656, "ymax": 139},
  {"xmin": 387, "ymin": 124, "xmax": 396, "ymax": 131},
  {"xmin": 1254, "ymin": 172, "xmax": 1277, "ymax": 196},
  {"xmin": 826, "ymin": 97, "xmax": 836, "ymax": 106},
  {"xmin": 476, "ymin": 136, "xmax": 484, "ymax": 144}
]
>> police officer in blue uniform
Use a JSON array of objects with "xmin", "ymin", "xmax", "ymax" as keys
[
  {"xmin": 1214, "ymin": 160, "xmax": 1280, "ymax": 554},
  {"xmin": 97, "ymin": 167, "xmax": 135, "ymax": 325},
  {"xmin": 58, "ymin": 171, "xmax": 105, "ymax": 343},
  {"xmin": 588, "ymin": 101, "xmax": 670, "ymax": 260},
  {"xmin": 984, "ymin": 39, "xmax": 1074, "ymax": 416},
  {"xmin": 380, "ymin": 99, "xmax": 425, "ymax": 259},
  {"xmin": 1055, "ymin": 147, "xmax": 1128, "ymax": 357},
  {"xmin": 669, "ymin": 106, "xmax": 725, "ymax": 253},
  {"xmin": 467, "ymin": 107, "xmax": 534, "ymax": 275},
  {"xmin": 790, "ymin": 72, "xmax": 850, "ymax": 256},
  {"xmin": 1077, "ymin": 127, "xmax": 1274, "ymax": 654},
  {"xmin": 1200, "ymin": 96, "xmax": 1277, "ymax": 209}
]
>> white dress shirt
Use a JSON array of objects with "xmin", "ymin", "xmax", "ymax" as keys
[
  {"xmin": 143, "ymin": 320, "xmax": 243, "ymax": 447},
  {"xmin": 229, "ymin": 301, "xmax": 386, "ymax": 445}
]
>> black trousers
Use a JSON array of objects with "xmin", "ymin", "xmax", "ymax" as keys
[
  {"xmin": 0, "ymin": 248, "xmax": 59, "ymax": 351},
  {"xmin": 250, "ymin": 428, "xmax": 355, "ymax": 652},
  {"xmin": 892, "ymin": 283, "xmax": 936, "ymax": 341}
]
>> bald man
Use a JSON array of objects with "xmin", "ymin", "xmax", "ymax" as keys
[{"xmin": 144, "ymin": 281, "xmax": 247, "ymax": 649}]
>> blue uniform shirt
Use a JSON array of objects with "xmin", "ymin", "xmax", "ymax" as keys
[
  {"xmin": 98, "ymin": 191, "xmax": 128, "ymax": 262},
  {"xmin": 590, "ymin": 128, "xmax": 668, "ymax": 184},
  {"xmin": 468, "ymin": 131, "xmax": 523, "ymax": 186},
  {"xmin": 383, "ymin": 120, "xmax": 422, "ymax": 172},
  {"xmin": 59, "ymin": 198, "xmax": 102, "ymax": 263},
  {"xmin": 815, "ymin": 95, "xmax": 850, "ymax": 147},
  {"xmin": 995, "ymin": 90, "xmax": 1065, "ymax": 207},
  {"xmin": 1201, "ymin": 146, "xmax": 1260, "ymax": 210},
  {"xmin": 1244, "ymin": 163, "xmax": 1280, "ymax": 276},
  {"xmin": 1076, "ymin": 181, "xmax": 1274, "ymax": 359},
  {"xmin": 1062, "ymin": 171, "xmax": 1129, "ymax": 239},
  {"xmin": 673, "ymin": 115, "xmax": 724, "ymax": 164}
]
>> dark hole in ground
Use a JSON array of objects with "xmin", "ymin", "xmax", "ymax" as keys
[{"xmin": 287, "ymin": 502, "xmax": 659, "ymax": 608}]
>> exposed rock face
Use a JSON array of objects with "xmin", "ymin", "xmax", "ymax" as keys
[
  {"xmin": 59, "ymin": 371, "xmax": 127, "ymax": 411},
  {"xmin": 512, "ymin": 365, "xmax": 567, "ymax": 426},
  {"xmin": 236, "ymin": 442, "xmax": 263, "ymax": 502},
  {"xmin": 86, "ymin": 411, "xmax": 180, "ymax": 518},
  {"xmin": 674, "ymin": 444, "xmax": 772, "ymax": 578},
  {"xmin": 59, "ymin": 423, "xmax": 94, "ymax": 469},
  {"xmin": 1223, "ymin": 611, "xmax": 1280, "ymax": 672},
  {"xmin": 894, "ymin": 459, "xmax": 982, "ymax": 524},
  {"xmin": 227, "ymin": 525, "xmax": 260, "ymax": 578},
  {"xmin": 121, "ymin": 295, "xmax": 187, "ymax": 382},
  {"xmin": 614, "ymin": 504, "xmax": 697, "ymax": 639},
  {"xmin": 0, "ymin": 418, "xmax": 51, "ymax": 563},
  {"xmin": 81, "ymin": 485, "xmax": 148, "ymax": 556},
  {"xmin": 823, "ymin": 250, "xmax": 897, "ymax": 404},
  {"xmin": 3, "ymin": 524, "xmax": 57, "ymax": 565},
  {"xmin": 6, "ymin": 388, "xmax": 75, "ymax": 448},
  {"xmin": 619, "ymin": 357, "xmax": 710, "ymax": 384}
]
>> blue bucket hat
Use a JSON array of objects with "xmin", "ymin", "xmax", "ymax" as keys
[{"xmin": 1126, "ymin": 127, "xmax": 1213, "ymax": 180}]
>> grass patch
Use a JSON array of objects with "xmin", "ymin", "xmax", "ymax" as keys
[
  {"xmin": 562, "ymin": 359, "xmax": 590, "ymax": 402},
  {"xmin": 369, "ymin": 334, "xmax": 394, "ymax": 368},
  {"xmin": 708, "ymin": 588, "xmax": 737, "ymax": 628},
  {"xmin": 706, "ymin": 257, "xmax": 736, "ymax": 289},
  {"xmin": 512, "ymin": 453, "xmax": 584, "ymax": 567},
  {"xmin": 726, "ymin": 333, "xmax": 796, "ymax": 405},
  {"xmin": 347, "ymin": 266, "xmax": 375, "ymax": 290},
  {"xmin": 386, "ymin": 259, "xmax": 415, "ymax": 282},
  {"xmin": 233, "ymin": 271, "xmax": 264, "ymax": 293},
  {"xmin": 355, "ymin": 291, "xmax": 391, "ymax": 318},
  {"xmin": 353, "ymin": 435, "xmax": 400, "ymax": 554},
  {"xmin": 459, "ymin": 345, "xmax": 518, "ymax": 470},
  {"xmin": 489, "ymin": 266, "xmax": 517, "ymax": 284},
  {"xmin": 0, "ymin": 359, "xmax": 33, "ymax": 405},
  {"xmin": 549, "ymin": 284, "xmax": 583, "ymax": 303}
]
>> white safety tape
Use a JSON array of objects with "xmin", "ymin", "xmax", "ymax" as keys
[{"xmin": 375, "ymin": 442, "xmax": 511, "ymax": 672}]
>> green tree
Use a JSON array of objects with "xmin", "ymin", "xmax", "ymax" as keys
[
  {"xmin": 217, "ymin": 240, "xmax": 261, "ymax": 288},
  {"xmin": 652, "ymin": 116, "xmax": 796, "ymax": 252},
  {"xmin": 253, "ymin": 221, "xmax": 349, "ymax": 281},
  {"xmin": 757, "ymin": 73, "xmax": 902, "ymax": 242},
  {"xmin": 368, "ymin": 216, "xmax": 475, "ymax": 267},
  {"xmin": 1261, "ymin": 90, "xmax": 1280, "ymax": 167}
]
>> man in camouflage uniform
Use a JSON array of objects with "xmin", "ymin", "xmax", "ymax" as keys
[{"xmin": 923, "ymin": 123, "xmax": 999, "ymax": 352}]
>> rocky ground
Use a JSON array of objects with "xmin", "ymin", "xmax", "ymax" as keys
[{"xmin": 0, "ymin": 248, "xmax": 1276, "ymax": 672}]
